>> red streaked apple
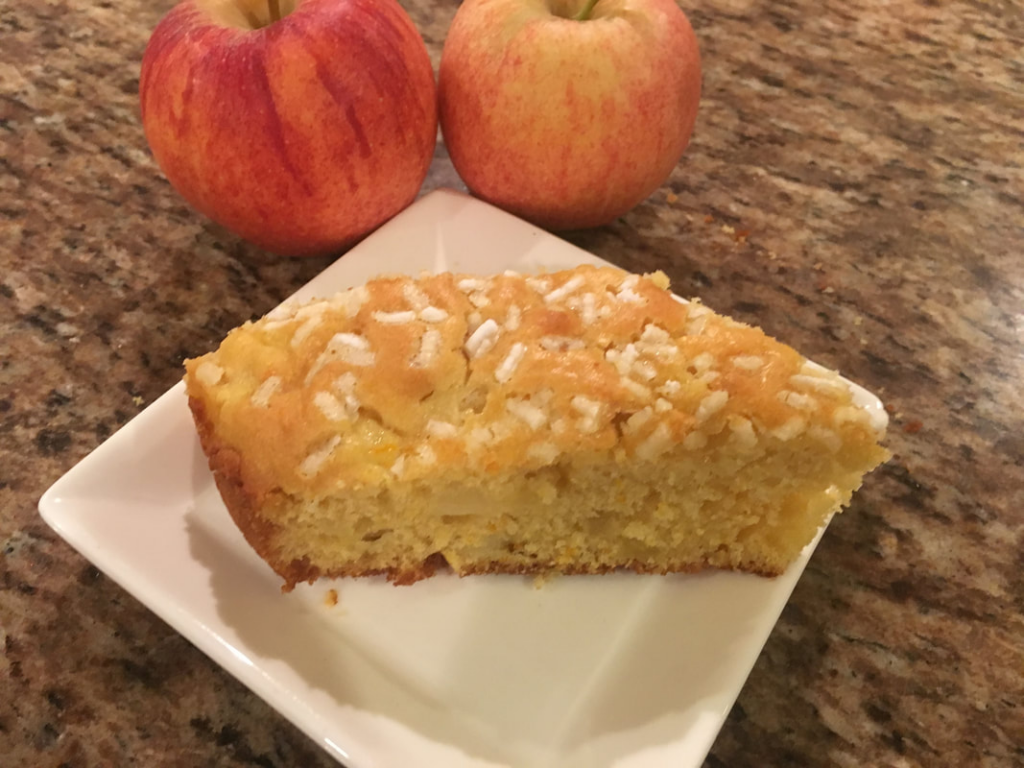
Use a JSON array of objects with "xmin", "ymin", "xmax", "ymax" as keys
[
  {"xmin": 438, "ymin": 0, "xmax": 701, "ymax": 230},
  {"xmin": 140, "ymin": 0, "xmax": 437, "ymax": 256}
]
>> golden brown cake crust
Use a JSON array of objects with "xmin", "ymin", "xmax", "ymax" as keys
[{"xmin": 184, "ymin": 266, "xmax": 882, "ymax": 496}]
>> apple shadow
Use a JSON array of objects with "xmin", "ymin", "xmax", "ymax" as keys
[{"xmin": 185, "ymin": 446, "xmax": 774, "ymax": 768}]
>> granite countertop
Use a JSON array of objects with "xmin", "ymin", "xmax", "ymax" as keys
[{"xmin": 2, "ymin": 0, "xmax": 1022, "ymax": 765}]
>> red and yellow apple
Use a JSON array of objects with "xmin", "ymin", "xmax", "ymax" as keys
[
  {"xmin": 140, "ymin": 0, "xmax": 437, "ymax": 256},
  {"xmin": 438, "ymin": 0, "xmax": 701, "ymax": 230}
]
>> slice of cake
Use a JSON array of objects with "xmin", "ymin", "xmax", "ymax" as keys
[{"xmin": 184, "ymin": 265, "xmax": 888, "ymax": 588}]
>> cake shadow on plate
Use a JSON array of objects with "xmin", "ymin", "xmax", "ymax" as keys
[{"xmin": 185, "ymin": 490, "xmax": 787, "ymax": 768}]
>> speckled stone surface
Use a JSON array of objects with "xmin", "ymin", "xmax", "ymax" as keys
[{"xmin": 2, "ymin": 0, "xmax": 1022, "ymax": 765}]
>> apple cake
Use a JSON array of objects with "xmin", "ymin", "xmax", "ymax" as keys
[{"xmin": 184, "ymin": 265, "xmax": 888, "ymax": 588}]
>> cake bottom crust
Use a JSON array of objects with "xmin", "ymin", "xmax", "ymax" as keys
[{"xmin": 270, "ymin": 554, "xmax": 780, "ymax": 591}]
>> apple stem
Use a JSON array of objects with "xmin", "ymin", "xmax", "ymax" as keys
[
  {"xmin": 268, "ymin": 0, "xmax": 281, "ymax": 22},
  {"xmin": 239, "ymin": 6, "xmax": 262, "ymax": 28},
  {"xmin": 573, "ymin": 0, "xmax": 601, "ymax": 20}
]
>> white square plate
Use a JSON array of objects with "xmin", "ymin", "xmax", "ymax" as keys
[{"xmin": 40, "ymin": 189, "xmax": 884, "ymax": 768}]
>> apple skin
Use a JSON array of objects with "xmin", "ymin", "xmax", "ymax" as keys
[
  {"xmin": 140, "ymin": 0, "xmax": 437, "ymax": 256},
  {"xmin": 438, "ymin": 0, "xmax": 701, "ymax": 231}
]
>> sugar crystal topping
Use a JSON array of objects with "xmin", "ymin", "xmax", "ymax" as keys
[
  {"xmin": 464, "ymin": 319, "xmax": 500, "ymax": 359},
  {"xmin": 333, "ymin": 372, "xmax": 357, "ymax": 394},
  {"xmin": 732, "ymin": 355, "xmax": 764, "ymax": 371},
  {"xmin": 620, "ymin": 377, "xmax": 652, "ymax": 400},
  {"xmin": 296, "ymin": 302, "xmax": 329, "ymax": 320},
  {"xmin": 299, "ymin": 435, "xmax": 341, "ymax": 478},
  {"xmin": 636, "ymin": 324, "xmax": 679, "ymax": 358},
  {"xmin": 526, "ymin": 277, "xmax": 551, "ymax": 294},
  {"xmin": 250, "ymin": 375, "xmax": 281, "ymax": 407},
  {"xmin": 640, "ymin": 323, "xmax": 671, "ymax": 344},
  {"xmin": 506, "ymin": 397, "xmax": 548, "ymax": 430},
  {"xmin": 616, "ymin": 274, "xmax": 644, "ymax": 303},
  {"xmin": 779, "ymin": 390, "xmax": 818, "ymax": 411},
  {"xmin": 465, "ymin": 426, "xmax": 491, "ymax": 450},
  {"xmin": 330, "ymin": 285, "xmax": 368, "ymax": 318},
  {"xmin": 403, "ymin": 282, "xmax": 428, "ymax": 309},
  {"xmin": 457, "ymin": 277, "xmax": 489, "ymax": 293},
  {"xmin": 314, "ymin": 391, "xmax": 347, "ymax": 421},
  {"xmin": 291, "ymin": 316, "xmax": 323, "ymax": 348},
  {"xmin": 687, "ymin": 314, "xmax": 709, "ymax": 336},
  {"xmin": 505, "ymin": 304, "xmax": 522, "ymax": 331},
  {"xmin": 417, "ymin": 444, "xmax": 437, "ymax": 466},
  {"xmin": 790, "ymin": 373, "xmax": 849, "ymax": 395},
  {"xmin": 390, "ymin": 454, "xmax": 406, "ymax": 477},
  {"xmin": 633, "ymin": 360, "xmax": 658, "ymax": 381},
  {"xmin": 419, "ymin": 306, "xmax": 449, "ymax": 323},
  {"xmin": 636, "ymin": 422, "xmax": 673, "ymax": 460},
  {"xmin": 495, "ymin": 342, "xmax": 526, "ymax": 383},
  {"xmin": 413, "ymin": 329, "xmax": 442, "ymax": 368},
  {"xmin": 328, "ymin": 333, "xmax": 373, "ymax": 365},
  {"xmin": 834, "ymin": 405, "xmax": 872, "ymax": 428},
  {"xmin": 527, "ymin": 441, "xmax": 560, "ymax": 464},
  {"xmin": 658, "ymin": 380, "xmax": 681, "ymax": 397},
  {"xmin": 426, "ymin": 419, "xmax": 458, "ymax": 438},
  {"xmin": 691, "ymin": 352, "xmax": 715, "ymax": 372},
  {"xmin": 772, "ymin": 416, "xmax": 807, "ymax": 441},
  {"xmin": 373, "ymin": 310, "xmax": 416, "ymax": 325},
  {"xmin": 264, "ymin": 301, "xmax": 298, "ymax": 323},
  {"xmin": 695, "ymin": 390, "xmax": 729, "ymax": 422},
  {"xmin": 305, "ymin": 333, "xmax": 374, "ymax": 385},
  {"xmin": 469, "ymin": 291, "xmax": 491, "ymax": 308},
  {"xmin": 571, "ymin": 395, "xmax": 601, "ymax": 419},
  {"xmin": 331, "ymin": 373, "xmax": 361, "ymax": 419},
  {"xmin": 729, "ymin": 416, "xmax": 758, "ymax": 449},
  {"xmin": 624, "ymin": 407, "xmax": 653, "ymax": 435},
  {"xmin": 581, "ymin": 293, "xmax": 597, "ymax": 325},
  {"xmin": 544, "ymin": 275, "xmax": 584, "ymax": 304},
  {"xmin": 197, "ymin": 361, "xmax": 224, "ymax": 387}
]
